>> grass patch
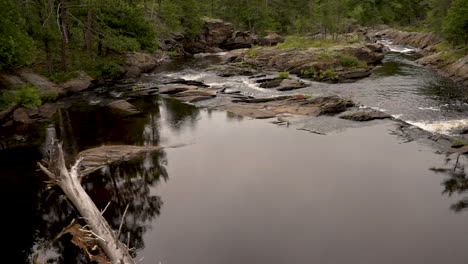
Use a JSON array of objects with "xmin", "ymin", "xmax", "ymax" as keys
[
  {"xmin": 278, "ymin": 72, "xmax": 290, "ymax": 79},
  {"xmin": 340, "ymin": 55, "xmax": 360, "ymax": 68},
  {"xmin": 300, "ymin": 67, "xmax": 339, "ymax": 82},
  {"xmin": 453, "ymin": 138, "xmax": 468, "ymax": 146},
  {"xmin": 167, "ymin": 50, "xmax": 179, "ymax": 56}
]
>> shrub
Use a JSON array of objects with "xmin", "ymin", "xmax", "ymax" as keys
[
  {"xmin": 95, "ymin": 59, "xmax": 124, "ymax": 79},
  {"xmin": 340, "ymin": 55, "xmax": 360, "ymax": 68},
  {"xmin": 49, "ymin": 72, "xmax": 78, "ymax": 84},
  {"xmin": 0, "ymin": 84, "xmax": 42, "ymax": 110},
  {"xmin": 278, "ymin": 72, "xmax": 290, "ymax": 79},
  {"xmin": 41, "ymin": 91, "xmax": 58, "ymax": 103},
  {"xmin": 248, "ymin": 49, "xmax": 259, "ymax": 58},
  {"xmin": 319, "ymin": 69, "xmax": 339, "ymax": 82},
  {"xmin": 15, "ymin": 84, "xmax": 42, "ymax": 108}
]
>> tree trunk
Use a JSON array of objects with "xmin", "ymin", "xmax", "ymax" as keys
[
  {"xmin": 59, "ymin": 0, "xmax": 69, "ymax": 71},
  {"xmin": 86, "ymin": 9, "xmax": 94, "ymax": 58},
  {"xmin": 39, "ymin": 143, "xmax": 137, "ymax": 264}
]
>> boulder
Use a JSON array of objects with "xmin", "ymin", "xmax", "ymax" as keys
[
  {"xmin": 342, "ymin": 46, "xmax": 384, "ymax": 64},
  {"xmin": 339, "ymin": 110, "xmax": 391, "ymax": 121},
  {"xmin": 221, "ymin": 31, "xmax": 257, "ymax": 50},
  {"xmin": 258, "ymin": 33, "xmax": 285, "ymax": 46},
  {"xmin": 203, "ymin": 17, "xmax": 235, "ymax": 46},
  {"xmin": 61, "ymin": 71, "xmax": 93, "ymax": 93},
  {"xmin": 13, "ymin": 108, "xmax": 32, "ymax": 123},
  {"xmin": 310, "ymin": 96, "xmax": 355, "ymax": 115},
  {"xmin": 277, "ymin": 79, "xmax": 308, "ymax": 91},
  {"xmin": 124, "ymin": 51, "xmax": 169, "ymax": 78}
]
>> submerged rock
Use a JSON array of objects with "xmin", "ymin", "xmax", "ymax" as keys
[{"xmin": 107, "ymin": 100, "xmax": 140, "ymax": 115}]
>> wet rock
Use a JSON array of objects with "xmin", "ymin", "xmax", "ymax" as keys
[
  {"xmin": 312, "ymin": 96, "xmax": 355, "ymax": 115},
  {"xmin": 339, "ymin": 110, "xmax": 391, "ymax": 121},
  {"xmin": 337, "ymin": 68, "xmax": 372, "ymax": 80},
  {"xmin": 232, "ymin": 95, "xmax": 293, "ymax": 103},
  {"xmin": 174, "ymin": 90, "xmax": 217, "ymax": 97},
  {"xmin": 215, "ymin": 104, "xmax": 277, "ymax": 119},
  {"xmin": 163, "ymin": 79, "xmax": 209, "ymax": 87},
  {"xmin": 259, "ymin": 78, "xmax": 283, "ymax": 88},
  {"xmin": 106, "ymin": 100, "xmax": 140, "ymax": 115},
  {"xmin": 365, "ymin": 43, "xmax": 384, "ymax": 53},
  {"xmin": 457, "ymin": 145, "xmax": 468, "ymax": 154},
  {"xmin": 159, "ymin": 85, "xmax": 196, "ymax": 94},
  {"xmin": 177, "ymin": 95, "xmax": 215, "ymax": 103},
  {"xmin": 13, "ymin": 108, "xmax": 32, "ymax": 123},
  {"xmin": 277, "ymin": 79, "xmax": 308, "ymax": 91},
  {"xmin": 342, "ymin": 46, "xmax": 384, "ymax": 64}
]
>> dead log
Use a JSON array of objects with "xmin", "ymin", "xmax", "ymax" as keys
[{"xmin": 38, "ymin": 142, "xmax": 138, "ymax": 264}]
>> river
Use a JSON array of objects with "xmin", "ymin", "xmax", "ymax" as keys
[{"xmin": 1, "ymin": 43, "xmax": 468, "ymax": 263}]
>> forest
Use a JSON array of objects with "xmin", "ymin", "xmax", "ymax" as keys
[{"xmin": 0, "ymin": 0, "xmax": 467, "ymax": 78}]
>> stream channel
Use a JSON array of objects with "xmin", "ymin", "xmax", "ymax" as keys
[{"xmin": 1, "ymin": 43, "xmax": 468, "ymax": 263}]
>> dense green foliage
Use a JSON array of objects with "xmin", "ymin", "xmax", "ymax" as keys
[
  {"xmin": 443, "ymin": 0, "xmax": 468, "ymax": 45},
  {"xmin": 0, "ymin": 0, "xmax": 467, "ymax": 73},
  {"xmin": 0, "ymin": 0, "xmax": 34, "ymax": 69}
]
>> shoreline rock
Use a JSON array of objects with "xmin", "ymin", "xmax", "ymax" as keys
[{"xmin": 364, "ymin": 27, "xmax": 468, "ymax": 86}]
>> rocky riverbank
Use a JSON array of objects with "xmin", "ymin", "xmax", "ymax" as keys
[{"xmin": 364, "ymin": 27, "xmax": 468, "ymax": 86}]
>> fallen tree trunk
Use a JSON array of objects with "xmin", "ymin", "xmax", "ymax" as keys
[{"xmin": 39, "ymin": 142, "xmax": 138, "ymax": 264}]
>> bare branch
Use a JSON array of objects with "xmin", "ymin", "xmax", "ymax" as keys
[
  {"xmin": 117, "ymin": 204, "xmax": 130, "ymax": 239},
  {"xmin": 37, "ymin": 162, "xmax": 56, "ymax": 180}
]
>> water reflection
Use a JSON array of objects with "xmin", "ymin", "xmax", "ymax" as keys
[
  {"xmin": 7, "ymin": 95, "xmax": 207, "ymax": 263},
  {"xmin": 432, "ymin": 153, "xmax": 468, "ymax": 212},
  {"xmin": 162, "ymin": 97, "xmax": 200, "ymax": 130},
  {"xmin": 84, "ymin": 150, "xmax": 168, "ymax": 251}
]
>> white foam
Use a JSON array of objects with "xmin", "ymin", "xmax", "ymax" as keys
[
  {"xmin": 407, "ymin": 119, "xmax": 468, "ymax": 135},
  {"xmin": 181, "ymin": 73, "xmax": 209, "ymax": 80},
  {"xmin": 418, "ymin": 107, "xmax": 441, "ymax": 112},
  {"xmin": 388, "ymin": 46, "xmax": 417, "ymax": 53}
]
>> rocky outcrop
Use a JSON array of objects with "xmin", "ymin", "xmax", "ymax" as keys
[
  {"xmin": 226, "ymin": 43, "xmax": 383, "ymax": 83},
  {"xmin": 0, "ymin": 69, "xmax": 94, "ymax": 96},
  {"xmin": 257, "ymin": 78, "xmax": 308, "ymax": 91},
  {"xmin": 182, "ymin": 18, "xmax": 285, "ymax": 54},
  {"xmin": 124, "ymin": 51, "xmax": 169, "ymax": 78},
  {"xmin": 365, "ymin": 28, "xmax": 440, "ymax": 50},
  {"xmin": 216, "ymin": 95, "xmax": 355, "ymax": 119},
  {"xmin": 0, "ymin": 70, "xmax": 61, "ymax": 94}
]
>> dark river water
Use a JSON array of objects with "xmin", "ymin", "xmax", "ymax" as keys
[{"xmin": 1, "ymin": 46, "xmax": 468, "ymax": 263}]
